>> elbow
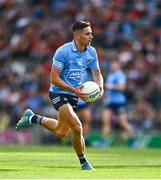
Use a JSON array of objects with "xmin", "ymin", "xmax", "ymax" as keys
[
  {"xmin": 120, "ymin": 87, "xmax": 126, "ymax": 91},
  {"xmin": 50, "ymin": 75, "xmax": 53, "ymax": 84},
  {"xmin": 50, "ymin": 76, "xmax": 57, "ymax": 85}
]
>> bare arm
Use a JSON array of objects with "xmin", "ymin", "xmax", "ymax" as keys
[
  {"xmin": 50, "ymin": 67, "xmax": 75, "ymax": 92},
  {"xmin": 92, "ymin": 68, "xmax": 104, "ymax": 97},
  {"xmin": 50, "ymin": 67, "xmax": 88, "ymax": 100}
]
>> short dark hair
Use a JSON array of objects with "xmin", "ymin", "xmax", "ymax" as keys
[{"xmin": 72, "ymin": 20, "xmax": 91, "ymax": 32}]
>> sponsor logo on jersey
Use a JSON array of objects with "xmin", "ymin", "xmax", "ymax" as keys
[{"xmin": 68, "ymin": 69, "xmax": 83, "ymax": 78}]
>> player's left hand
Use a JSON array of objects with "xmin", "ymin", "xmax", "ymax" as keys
[{"xmin": 98, "ymin": 86, "xmax": 104, "ymax": 99}]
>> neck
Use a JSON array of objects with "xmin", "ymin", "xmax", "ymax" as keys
[{"xmin": 74, "ymin": 40, "xmax": 86, "ymax": 52}]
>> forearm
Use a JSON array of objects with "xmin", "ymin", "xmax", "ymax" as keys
[
  {"xmin": 92, "ymin": 69, "xmax": 104, "ymax": 98},
  {"xmin": 92, "ymin": 69, "xmax": 104, "ymax": 88},
  {"xmin": 95, "ymin": 75, "xmax": 104, "ymax": 89},
  {"xmin": 50, "ymin": 76, "xmax": 76, "ymax": 93}
]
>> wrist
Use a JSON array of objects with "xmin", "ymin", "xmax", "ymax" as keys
[
  {"xmin": 70, "ymin": 87, "xmax": 77, "ymax": 93},
  {"xmin": 65, "ymin": 85, "xmax": 76, "ymax": 93}
]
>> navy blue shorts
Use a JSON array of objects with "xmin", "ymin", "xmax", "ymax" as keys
[
  {"xmin": 105, "ymin": 103, "xmax": 127, "ymax": 115},
  {"xmin": 49, "ymin": 92, "xmax": 78, "ymax": 112},
  {"xmin": 77, "ymin": 102, "xmax": 89, "ymax": 111}
]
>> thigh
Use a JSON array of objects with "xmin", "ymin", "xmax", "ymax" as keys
[
  {"xmin": 59, "ymin": 103, "xmax": 82, "ymax": 129},
  {"xmin": 102, "ymin": 108, "xmax": 112, "ymax": 125},
  {"xmin": 78, "ymin": 107, "xmax": 91, "ymax": 123},
  {"xmin": 118, "ymin": 113, "xmax": 129, "ymax": 127},
  {"xmin": 56, "ymin": 111, "xmax": 71, "ymax": 132}
]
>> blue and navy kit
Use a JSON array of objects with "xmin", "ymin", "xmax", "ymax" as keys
[
  {"xmin": 49, "ymin": 40, "xmax": 99, "ymax": 96},
  {"xmin": 106, "ymin": 69, "xmax": 127, "ymax": 105}
]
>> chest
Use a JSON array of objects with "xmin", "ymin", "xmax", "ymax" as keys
[
  {"xmin": 108, "ymin": 73, "xmax": 120, "ymax": 84},
  {"xmin": 65, "ymin": 52, "xmax": 93, "ymax": 70}
]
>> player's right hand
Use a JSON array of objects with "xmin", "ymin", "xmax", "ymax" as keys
[{"xmin": 74, "ymin": 86, "xmax": 88, "ymax": 101}]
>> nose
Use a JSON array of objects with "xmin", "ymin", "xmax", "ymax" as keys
[{"xmin": 89, "ymin": 35, "xmax": 93, "ymax": 41}]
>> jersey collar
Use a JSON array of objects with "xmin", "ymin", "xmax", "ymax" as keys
[
  {"xmin": 72, "ymin": 40, "xmax": 87, "ymax": 52},
  {"xmin": 72, "ymin": 40, "xmax": 78, "ymax": 52}
]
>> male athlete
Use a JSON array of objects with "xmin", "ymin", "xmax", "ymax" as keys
[
  {"xmin": 16, "ymin": 20, "xmax": 104, "ymax": 170},
  {"xmin": 101, "ymin": 60, "xmax": 134, "ymax": 146}
]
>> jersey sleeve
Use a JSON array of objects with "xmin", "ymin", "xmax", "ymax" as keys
[{"xmin": 52, "ymin": 48, "xmax": 65, "ymax": 70}]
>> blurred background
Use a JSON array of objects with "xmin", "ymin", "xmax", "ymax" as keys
[{"xmin": 0, "ymin": 0, "xmax": 161, "ymax": 148}]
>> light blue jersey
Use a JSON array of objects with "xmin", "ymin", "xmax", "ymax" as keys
[
  {"xmin": 106, "ymin": 70, "xmax": 127, "ymax": 104},
  {"xmin": 49, "ymin": 40, "xmax": 99, "ymax": 96}
]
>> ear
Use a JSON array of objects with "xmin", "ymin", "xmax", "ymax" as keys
[{"xmin": 74, "ymin": 32, "xmax": 80, "ymax": 40}]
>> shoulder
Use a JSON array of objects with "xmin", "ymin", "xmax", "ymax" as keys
[
  {"xmin": 118, "ymin": 70, "xmax": 125, "ymax": 75},
  {"xmin": 86, "ymin": 45, "xmax": 97, "ymax": 56},
  {"xmin": 56, "ymin": 42, "xmax": 72, "ymax": 53},
  {"xmin": 54, "ymin": 42, "xmax": 72, "ymax": 59},
  {"xmin": 116, "ymin": 70, "xmax": 126, "ymax": 78}
]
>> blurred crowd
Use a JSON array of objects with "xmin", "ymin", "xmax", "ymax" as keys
[{"xmin": 0, "ymin": 0, "xmax": 161, "ymax": 135}]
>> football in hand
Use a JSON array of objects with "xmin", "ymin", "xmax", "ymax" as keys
[{"xmin": 81, "ymin": 81, "xmax": 100, "ymax": 102}]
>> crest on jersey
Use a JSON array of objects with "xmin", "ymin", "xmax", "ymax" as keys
[
  {"xmin": 86, "ymin": 59, "xmax": 92, "ymax": 65},
  {"xmin": 78, "ymin": 61, "xmax": 83, "ymax": 66}
]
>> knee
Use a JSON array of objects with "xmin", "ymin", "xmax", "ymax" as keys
[
  {"xmin": 72, "ymin": 124, "xmax": 83, "ymax": 135},
  {"xmin": 56, "ymin": 130, "xmax": 69, "ymax": 138},
  {"xmin": 84, "ymin": 117, "xmax": 92, "ymax": 124}
]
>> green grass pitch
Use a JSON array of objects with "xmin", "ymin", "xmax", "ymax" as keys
[{"xmin": 0, "ymin": 145, "xmax": 161, "ymax": 179}]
